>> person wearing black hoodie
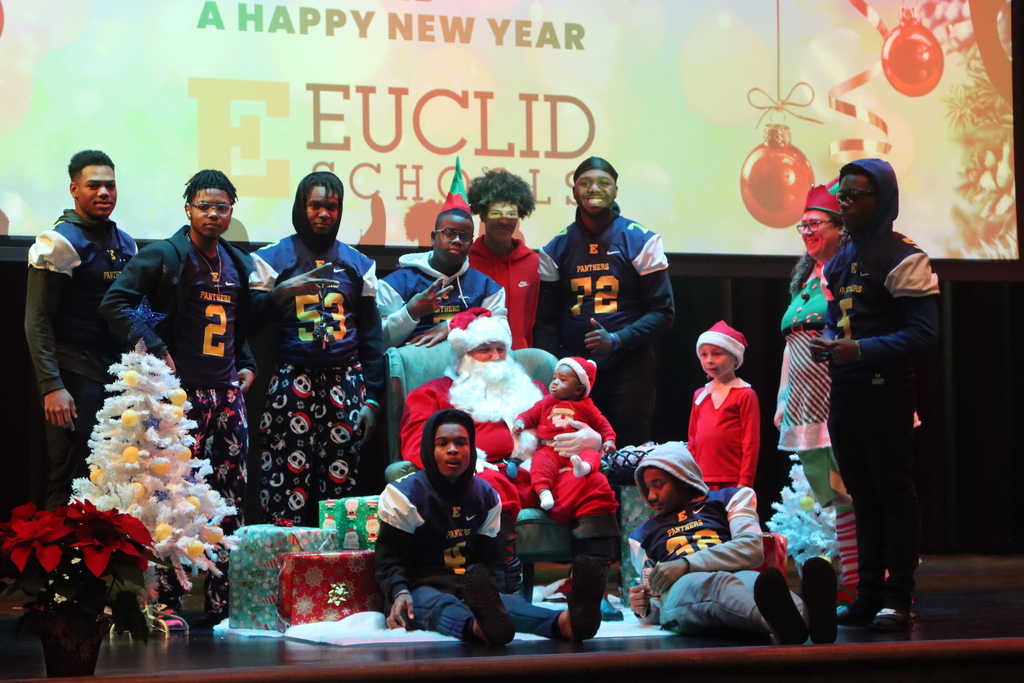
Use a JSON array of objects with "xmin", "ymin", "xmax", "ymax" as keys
[
  {"xmin": 375, "ymin": 408, "xmax": 606, "ymax": 645},
  {"xmin": 250, "ymin": 171, "xmax": 385, "ymax": 525},
  {"xmin": 25, "ymin": 150, "xmax": 137, "ymax": 510},
  {"xmin": 810, "ymin": 158, "xmax": 940, "ymax": 632}
]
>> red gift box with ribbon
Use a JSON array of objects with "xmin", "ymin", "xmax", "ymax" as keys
[{"xmin": 277, "ymin": 551, "xmax": 384, "ymax": 630}]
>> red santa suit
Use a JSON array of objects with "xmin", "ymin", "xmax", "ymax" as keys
[{"xmin": 516, "ymin": 394, "xmax": 615, "ymax": 494}]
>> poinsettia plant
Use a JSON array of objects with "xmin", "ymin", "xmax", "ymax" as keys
[{"xmin": 0, "ymin": 499, "xmax": 154, "ymax": 642}]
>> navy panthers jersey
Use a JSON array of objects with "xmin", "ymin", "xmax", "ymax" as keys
[
  {"xmin": 378, "ymin": 470, "xmax": 501, "ymax": 576},
  {"xmin": 29, "ymin": 220, "xmax": 136, "ymax": 355},
  {"xmin": 629, "ymin": 488, "xmax": 741, "ymax": 564},
  {"xmin": 251, "ymin": 236, "xmax": 377, "ymax": 366},
  {"xmin": 174, "ymin": 245, "xmax": 240, "ymax": 389},
  {"xmin": 539, "ymin": 215, "xmax": 668, "ymax": 356}
]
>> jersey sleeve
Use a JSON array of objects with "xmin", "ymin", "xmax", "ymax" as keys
[
  {"xmin": 362, "ymin": 260, "xmax": 379, "ymax": 297},
  {"xmin": 249, "ymin": 251, "xmax": 279, "ymax": 292},
  {"xmin": 538, "ymin": 247, "xmax": 561, "ymax": 283},
  {"xmin": 376, "ymin": 277, "xmax": 418, "ymax": 348},
  {"xmin": 28, "ymin": 230, "xmax": 81, "ymax": 275},
  {"xmin": 478, "ymin": 496, "xmax": 501, "ymax": 538},
  {"xmin": 480, "ymin": 281, "xmax": 507, "ymax": 319},
  {"xmin": 684, "ymin": 488, "xmax": 764, "ymax": 573},
  {"xmin": 629, "ymin": 229, "xmax": 669, "ymax": 276},
  {"xmin": 377, "ymin": 483, "xmax": 425, "ymax": 534},
  {"xmin": 885, "ymin": 252, "xmax": 940, "ymax": 298}
]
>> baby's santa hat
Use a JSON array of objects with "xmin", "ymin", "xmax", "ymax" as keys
[
  {"xmin": 695, "ymin": 321, "xmax": 748, "ymax": 368},
  {"xmin": 558, "ymin": 356, "xmax": 598, "ymax": 398},
  {"xmin": 448, "ymin": 307, "xmax": 512, "ymax": 356}
]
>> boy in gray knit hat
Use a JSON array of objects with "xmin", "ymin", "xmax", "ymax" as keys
[{"xmin": 627, "ymin": 442, "xmax": 836, "ymax": 644}]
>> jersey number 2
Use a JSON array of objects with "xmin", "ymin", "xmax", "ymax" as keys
[{"xmin": 202, "ymin": 304, "xmax": 226, "ymax": 357}]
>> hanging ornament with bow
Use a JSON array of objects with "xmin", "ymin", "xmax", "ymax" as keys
[{"xmin": 740, "ymin": 0, "xmax": 821, "ymax": 229}]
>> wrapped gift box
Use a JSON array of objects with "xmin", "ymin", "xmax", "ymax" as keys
[
  {"xmin": 228, "ymin": 525, "xmax": 338, "ymax": 630},
  {"xmin": 318, "ymin": 495, "xmax": 381, "ymax": 550},
  {"xmin": 277, "ymin": 551, "xmax": 384, "ymax": 630}
]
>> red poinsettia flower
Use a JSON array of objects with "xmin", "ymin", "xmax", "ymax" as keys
[
  {"xmin": 63, "ymin": 500, "xmax": 153, "ymax": 577},
  {"xmin": 0, "ymin": 503, "xmax": 71, "ymax": 573}
]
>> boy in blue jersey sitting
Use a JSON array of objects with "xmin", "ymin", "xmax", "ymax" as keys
[
  {"xmin": 628, "ymin": 442, "xmax": 837, "ymax": 645},
  {"xmin": 375, "ymin": 409, "xmax": 605, "ymax": 645}
]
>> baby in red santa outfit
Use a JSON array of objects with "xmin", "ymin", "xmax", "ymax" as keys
[{"xmin": 513, "ymin": 357, "xmax": 616, "ymax": 511}]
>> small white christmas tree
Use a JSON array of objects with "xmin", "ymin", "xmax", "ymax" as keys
[
  {"xmin": 73, "ymin": 341, "xmax": 237, "ymax": 589},
  {"xmin": 767, "ymin": 455, "xmax": 838, "ymax": 571}
]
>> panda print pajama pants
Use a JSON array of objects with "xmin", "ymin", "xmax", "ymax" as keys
[
  {"xmin": 156, "ymin": 386, "xmax": 248, "ymax": 619},
  {"xmin": 259, "ymin": 362, "xmax": 367, "ymax": 526}
]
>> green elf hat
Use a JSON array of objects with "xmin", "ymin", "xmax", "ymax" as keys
[{"xmin": 441, "ymin": 156, "xmax": 472, "ymax": 213}]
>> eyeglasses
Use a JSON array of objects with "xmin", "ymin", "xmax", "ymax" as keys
[
  {"xmin": 835, "ymin": 190, "xmax": 877, "ymax": 205},
  {"xmin": 795, "ymin": 219, "xmax": 835, "ymax": 235},
  {"xmin": 434, "ymin": 227, "xmax": 473, "ymax": 242},
  {"xmin": 486, "ymin": 209, "xmax": 519, "ymax": 220},
  {"xmin": 190, "ymin": 202, "xmax": 233, "ymax": 215}
]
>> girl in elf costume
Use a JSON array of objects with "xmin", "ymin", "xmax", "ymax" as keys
[{"xmin": 774, "ymin": 180, "xmax": 857, "ymax": 603}]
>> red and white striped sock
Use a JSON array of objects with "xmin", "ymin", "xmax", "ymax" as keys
[{"xmin": 835, "ymin": 507, "xmax": 859, "ymax": 587}]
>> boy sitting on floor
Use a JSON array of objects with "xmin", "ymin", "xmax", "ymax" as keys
[
  {"xmin": 375, "ymin": 408, "xmax": 606, "ymax": 645},
  {"xmin": 628, "ymin": 442, "xmax": 837, "ymax": 645}
]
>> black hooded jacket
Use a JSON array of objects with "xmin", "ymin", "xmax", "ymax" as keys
[
  {"xmin": 822, "ymin": 159, "xmax": 940, "ymax": 384},
  {"xmin": 374, "ymin": 410, "xmax": 503, "ymax": 605}
]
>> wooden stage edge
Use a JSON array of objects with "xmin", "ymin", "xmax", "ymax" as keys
[{"xmin": 28, "ymin": 637, "xmax": 1024, "ymax": 683}]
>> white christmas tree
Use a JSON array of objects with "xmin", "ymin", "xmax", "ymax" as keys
[
  {"xmin": 767, "ymin": 455, "xmax": 838, "ymax": 572},
  {"xmin": 73, "ymin": 340, "xmax": 237, "ymax": 589}
]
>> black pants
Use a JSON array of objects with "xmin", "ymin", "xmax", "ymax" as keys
[
  {"xmin": 590, "ymin": 345, "xmax": 656, "ymax": 448},
  {"xmin": 44, "ymin": 369, "xmax": 108, "ymax": 510},
  {"xmin": 828, "ymin": 379, "xmax": 920, "ymax": 610}
]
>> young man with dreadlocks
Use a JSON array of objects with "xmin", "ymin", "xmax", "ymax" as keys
[
  {"xmin": 466, "ymin": 169, "xmax": 539, "ymax": 350},
  {"xmin": 249, "ymin": 171, "xmax": 385, "ymax": 525},
  {"xmin": 101, "ymin": 169, "xmax": 256, "ymax": 624}
]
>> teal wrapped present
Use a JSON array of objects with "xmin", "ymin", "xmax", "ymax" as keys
[
  {"xmin": 318, "ymin": 495, "xmax": 380, "ymax": 551},
  {"xmin": 228, "ymin": 525, "xmax": 338, "ymax": 630}
]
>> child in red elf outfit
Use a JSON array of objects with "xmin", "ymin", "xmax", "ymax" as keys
[
  {"xmin": 687, "ymin": 321, "xmax": 761, "ymax": 490},
  {"xmin": 513, "ymin": 357, "xmax": 616, "ymax": 511}
]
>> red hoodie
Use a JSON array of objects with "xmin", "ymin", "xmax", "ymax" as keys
[{"xmin": 469, "ymin": 236, "xmax": 539, "ymax": 349}]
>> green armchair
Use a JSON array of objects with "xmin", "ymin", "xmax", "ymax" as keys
[{"xmin": 383, "ymin": 342, "xmax": 574, "ymax": 600}]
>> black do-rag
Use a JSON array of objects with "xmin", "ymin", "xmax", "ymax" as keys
[
  {"xmin": 573, "ymin": 156, "xmax": 618, "ymax": 183},
  {"xmin": 419, "ymin": 409, "xmax": 478, "ymax": 500}
]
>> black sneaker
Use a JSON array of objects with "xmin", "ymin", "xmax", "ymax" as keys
[
  {"xmin": 871, "ymin": 607, "xmax": 913, "ymax": 632},
  {"xmin": 567, "ymin": 555, "xmax": 606, "ymax": 641},
  {"xmin": 801, "ymin": 558, "xmax": 838, "ymax": 644},
  {"xmin": 463, "ymin": 565, "xmax": 515, "ymax": 645},
  {"xmin": 754, "ymin": 568, "xmax": 809, "ymax": 645},
  {"xmin": 836, "ymin": 599, "xmax": 879, "ymax": 627}
]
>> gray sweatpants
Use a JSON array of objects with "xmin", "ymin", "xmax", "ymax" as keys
[{"xmin": 658, "ymin": 570, "xmax": 806, "ymax": 635}]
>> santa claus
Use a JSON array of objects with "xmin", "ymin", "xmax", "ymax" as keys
[{"xmin": 397, "ymin": 308, "xmax": 620, "ymax": 600}]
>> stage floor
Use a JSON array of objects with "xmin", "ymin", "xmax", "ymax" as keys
[{"xmin": 4, "ymin": 555, "xmax": 1023, "ymax": 682}]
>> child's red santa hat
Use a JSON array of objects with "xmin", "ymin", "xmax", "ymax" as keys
[
  {"xmin": 557, "ymin": 356, "xmax": 598, "ymax": 398},
  {"xmin": 448, "ymin": 307, "xmax": 512, "ymax": 356},
  {"xmin": 695, "ymin": 321, "xmax": 747, "ymax": 368}
]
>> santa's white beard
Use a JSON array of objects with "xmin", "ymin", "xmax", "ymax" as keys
[{"xmin": 449, "ymin": 356, "xmax": 543, "ymax": 423}]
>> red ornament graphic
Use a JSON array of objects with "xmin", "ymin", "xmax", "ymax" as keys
[
  {"xmin": 740, "ymin": 124, "xmax": 815, "ymax": 229},
  {"xmin": 881, "ymin": 6, "xmax": 944, "ymax": 97}
]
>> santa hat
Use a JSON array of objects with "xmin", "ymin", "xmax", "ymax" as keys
[
  {"xmin": 804, "ymin": 176, "xmax": 841, "ymax": 215},
  {"xmin": 441, "ymin": 156, "xmax": 472, "ymax": 214},
  {"xmin": 695, "ymin": 321, "xmax": 747, "ymax": 368},
  {"xmin": 448, "ymin": 307, "xmax": 512, "ymax": 355},
  {"xmin": 558, "ymin": 356, "xmax": 598, "ymax": 398}
]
